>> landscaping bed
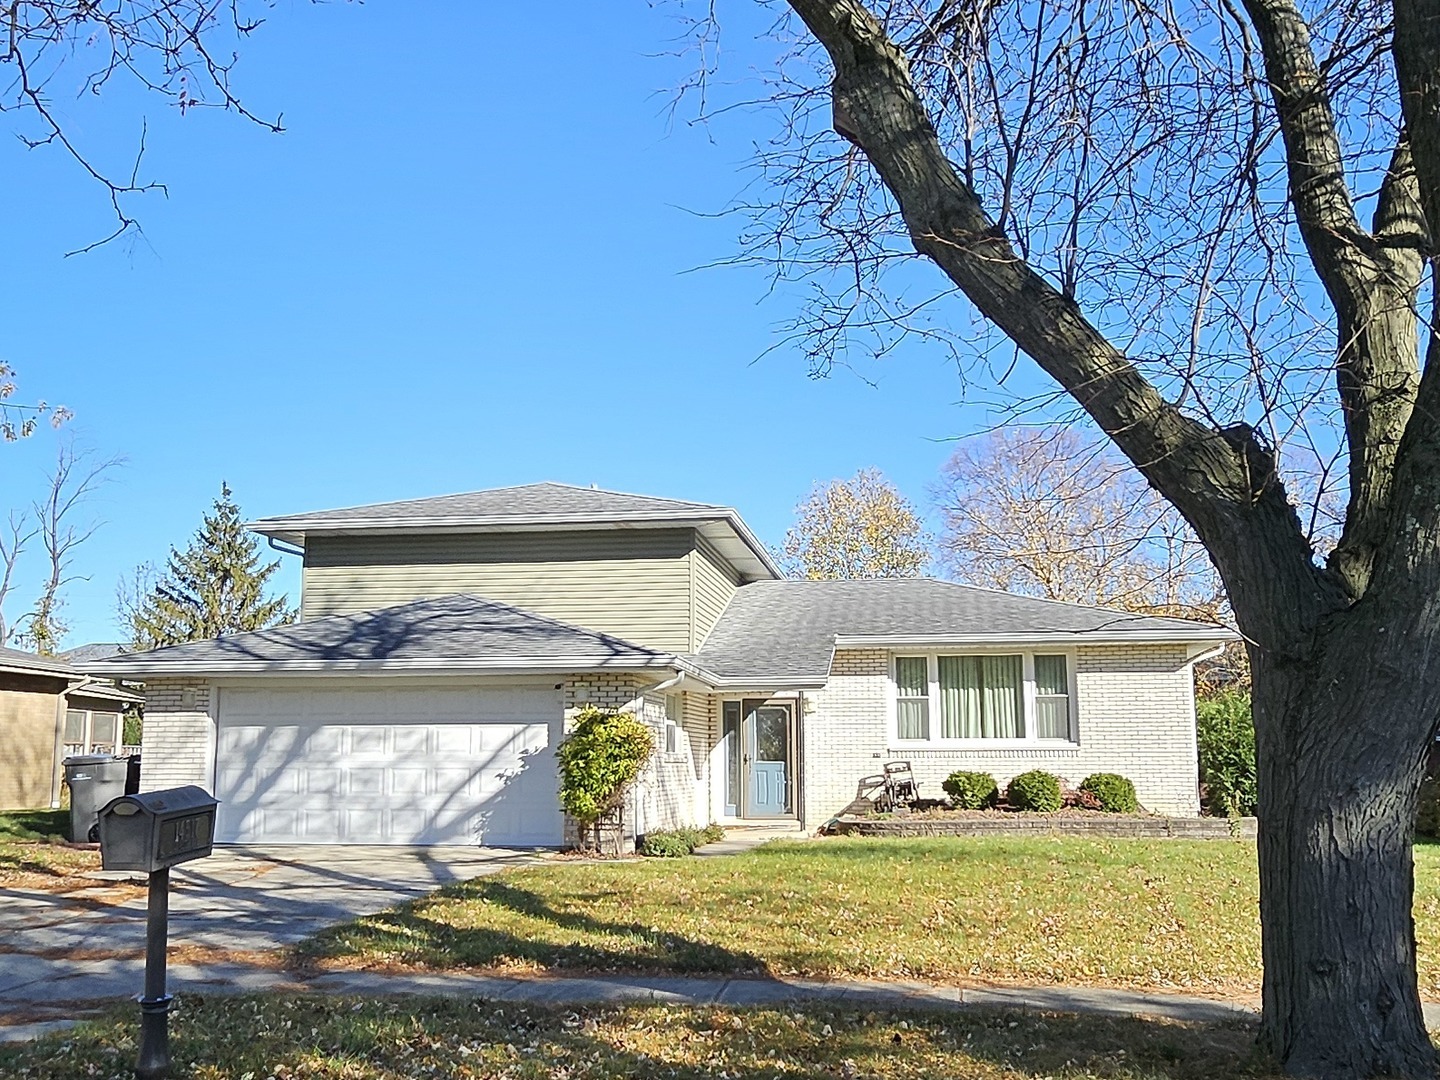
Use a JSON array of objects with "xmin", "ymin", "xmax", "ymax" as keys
[
  {"xmin": 827, "ymin": 809, "xmax": 1258, "ymax": 840},
  {"xmin": 0, "ymin": 993, "xmax": 1290, "ymax": 1079}
]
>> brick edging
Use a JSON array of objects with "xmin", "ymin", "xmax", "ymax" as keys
[{"xmin": 826, "ymin": 815, "xmax": 1258, "ymax": 840}]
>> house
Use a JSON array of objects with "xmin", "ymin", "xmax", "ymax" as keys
[
  {"xmin": 1, "ymin": 647, "xmax": 144, "ymax": 810},
  {"xmin": 84, "ymin": 483, "xmax": 1234, "ymax": 846}
]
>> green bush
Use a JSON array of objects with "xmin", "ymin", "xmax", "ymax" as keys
[
  {"xmin": 1006, "ymin": 770, "xmax": 1063, "ymax": 813},
  {"xmin": 1418, "ymin": 779, "xmax": 1440, "ymax": 839},
  {"xmin": 638, "ymin": 829, "xmax": 698, "ymax": 857},
  {"xmin": 557, "ymin": 707, "xmax": 654, "ymax": 835},
  {"xmin": 942, "ymin": 770, "xmax": 999, "ymax": 810},
  {"xmin": 1079, "ymin": 773, "xmax": 1139, "ymax": 813},
  {"xmin": 638, "ymin": 823, "xmax": 726, "ymax": 857},
  {"xmin": 1196, "ymin": 691, "xmax": 1257, "ymax": 817}
]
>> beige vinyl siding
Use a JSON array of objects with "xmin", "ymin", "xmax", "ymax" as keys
[
  {"xmin": 0, "ymin": 673, "xmax": 65, "ymax": 809},
  {"xmin": 688, "ymin": 536, "xmax": 742, "ymax": 650},
  {"xmin": 302, "ymin": 529, "xmax": 695, "ymax": 652}
]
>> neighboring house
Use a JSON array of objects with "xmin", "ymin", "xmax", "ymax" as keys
[
  {"xmin": 0, "ymin": 647, "xmax": 143, "ymax": 810},
  {"xmin": 85, "ymin": 483, "xmax": 1234, "ymax": 846}
]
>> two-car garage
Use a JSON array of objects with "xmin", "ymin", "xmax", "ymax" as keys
[{"xmin": 212, "ymin": 683, "xmax": 566, "ymax": 847}]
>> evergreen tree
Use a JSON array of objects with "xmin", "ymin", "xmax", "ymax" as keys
[{"xmin": 125, "ymin": 484, "xmax": 293, "ymax": 650}]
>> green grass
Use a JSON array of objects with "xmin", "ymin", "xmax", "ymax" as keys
[
  {"xmin": 0, "ymin": 806, "xmax": 99, "ymax": 890},
  {"xmin": 0, "ymin": 994, "xmax": 1290, "ymax": 1079},
  {"xmin": 301, "ymin": 837, "xmax": 1270, "ymax": 992},
  {"xmin": 0, "ymin": 808, "xmax": 69, "ymax": 842},
  {"xmin": 300, "ymin": 837, "xmax": 1440, "ymax": 997}
]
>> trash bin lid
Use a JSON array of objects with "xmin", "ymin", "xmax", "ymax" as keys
[{"xmin": 63, "ymin": 754, "xmax": 119, "ymax": 766}]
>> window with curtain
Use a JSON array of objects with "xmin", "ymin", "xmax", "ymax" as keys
[
  {"xmin": 939, "ymin": 655, "xmax": 1024, "ymax": 738},
  {"xmin": 894, "ymin": 656, "xmax": 930, "ymax": 739},
  {"xmin": 1034, "ymin": 654, "xmax": 1072, "ymax": 739}
]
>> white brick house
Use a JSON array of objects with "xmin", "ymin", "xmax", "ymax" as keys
[{"xmin": 85, "ymin": 484, "xmax": 1232, "ymax": 845}]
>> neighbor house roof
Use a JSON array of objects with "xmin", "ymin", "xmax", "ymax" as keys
[
  {"xmin": 246, "ymin": 482, "xmax": 781, "ymax": 582},
  {"xmin": 687, "ymin": 578, "xmax": 1237, "ymax": 687},
  {"xmin": 82, "ymin": 594, "xmax": 678, "ymax": 678},
  {"xmin": 61, "ymin": 642, "xmax": 128, "ymax": 664},
  {"xmin": 0, "ymin": 645, "xmax": 77, "ymax": 679}
]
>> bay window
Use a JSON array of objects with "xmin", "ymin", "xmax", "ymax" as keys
[{"xmin": 894, "ymin": 652, "xmax": 1074, "ymax": 743}]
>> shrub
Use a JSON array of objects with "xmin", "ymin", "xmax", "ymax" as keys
[
  {"xmin": 942, "ymin": 770, "xmax": 999, "ymax": 810},
  {"xmin": 1079, "ymin": 773, "xmax": 1139, "ymax": 813},
  {"xmin": 638, "ymin": 829, "xmax": 699, "ymax": 857},
  {"xmin": 1006, "ymin": 770, "xmax": 1063, "ymax": 812},
  {"xmin": 638, "ymin": 823, "xmax": 726, "ymax": 857},
  {"xmin": 1418, "ymin": 779, "xmax": 1440, "ymax": 839},
  {"xmin": 1196, "ymin": 691, "xmax": 1257, "ymax": 817},
  {"xmin": 557, "ymin": 707, "xmax": 654, "ymax": 842}
]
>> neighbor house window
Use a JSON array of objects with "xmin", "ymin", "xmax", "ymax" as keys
[
  {"xmin": 894, "ymin": 656, "xmax": 931, "ymax": 740},
  {"xmin": 894, "ymin": 652, "xmax": 1074, "ymax": 743}
]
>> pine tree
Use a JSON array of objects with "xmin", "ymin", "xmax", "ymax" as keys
[{"xmin": 125, "ymin": 483, "xmax": 293, "ymax": 650}]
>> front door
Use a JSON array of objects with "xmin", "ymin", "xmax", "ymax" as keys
[{"xmin": 743, "ymin": 700, "xmax": 793, "ymax": 817}]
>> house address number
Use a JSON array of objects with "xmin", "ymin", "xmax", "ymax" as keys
[{"xmin": 157, "ymin": 812, "xmax": 214, "ymax": 860}]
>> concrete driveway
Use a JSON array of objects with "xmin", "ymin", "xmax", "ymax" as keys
[{"xmin": 0, "ymin": 845, "xmax": 539, "ymax": 1014}]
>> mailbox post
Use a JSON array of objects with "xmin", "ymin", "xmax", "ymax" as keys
[{"xmin": 98, "ymin": 786, "xmax": 219, "ymax": 1080}]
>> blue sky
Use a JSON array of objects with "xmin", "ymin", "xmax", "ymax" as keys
[{"xmin": 0, "ymin": 2, "xmax": 1015, "ymax": 648}]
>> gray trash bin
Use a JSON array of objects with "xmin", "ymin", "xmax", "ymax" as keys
[{"xmin": 63, "ymin": 755, "xmax": 131, "ymax": 843}]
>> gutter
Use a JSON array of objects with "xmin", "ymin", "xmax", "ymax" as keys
[
  {"xmin": 833, "ymin": 628, "xmax": 1239, "ymax": 648},
  {"xmin": 80, "ymin": 656, "xmax": 685, "ymax": 679}
]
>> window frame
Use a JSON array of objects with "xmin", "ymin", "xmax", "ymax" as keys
[
  {"xmin": 663, "ymin": 693, "xmax": 684, "ymax": 757},
  {"xmin": 889, "ymin": 649, "xmax": 1079, "ymax": 746}
]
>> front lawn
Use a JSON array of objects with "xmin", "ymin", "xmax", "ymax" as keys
[
  {"xmin": 301, "ymin": 836, "xmax": 1277, "ymax": 992},
  {"xmin": 0, "ymin": 807, "xmax": 101, "ymax": 892},
  {"xmin": 0, "ymin": 994, "xmax": 1286, "ymax": 1079}
]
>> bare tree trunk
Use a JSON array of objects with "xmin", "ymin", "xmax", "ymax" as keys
[{"xmin": 1254, "ymin": 650, "xmax": 1435, "ymax": 1076}]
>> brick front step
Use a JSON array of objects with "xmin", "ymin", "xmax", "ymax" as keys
[{"xmin": 826, "ymin": 814, "xmax": 1258, "ymax": 840}]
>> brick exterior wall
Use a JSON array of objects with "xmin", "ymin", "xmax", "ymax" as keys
[
  {"xmin": 558, "ymin": 676, "xmax": 707, "ymax": 846},
  {"xmin": 138, "ymin": 678, "xmax": 215, "ymax": 793},
  {"xmin": 800, "ymin": 649, "xmax": 891, "ymax": 830},
  {"xmin": 790, "ymin": 645, "xmax": 1201, "ymax": 830}
]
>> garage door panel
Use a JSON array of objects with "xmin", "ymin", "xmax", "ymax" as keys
[{"xmin": 214, "ymin": 685, "xmax": 564, "ymax": 846}]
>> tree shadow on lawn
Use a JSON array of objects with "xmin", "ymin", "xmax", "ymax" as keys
[
  {"xmin": 294, "ymin": 878, "xmax": 769, "ymax": 976},
  {"xmin": 0, "ymin": 993, "xmax": 1292, "ymax": 1079}
]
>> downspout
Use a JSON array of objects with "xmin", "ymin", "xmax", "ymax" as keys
[{"xmin": 266, "ymin": 537, "xmax": 304, "ymax": 558}]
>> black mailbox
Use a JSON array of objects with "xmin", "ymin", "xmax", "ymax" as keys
[{"xmin": 98, "ymin": 786, "xmax": 219, "ymax": 873}]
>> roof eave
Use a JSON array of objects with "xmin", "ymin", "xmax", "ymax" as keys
[
  {"xmin": 247, "ymin": 507, "xmax": 783, "ymax": 582},
  {"xmin": 81, "ymin": 656, "xmax": 681, "ymax": 679},
  {"xmin": 832, "ymin": 628, "xmax": 1239, "ymax": 648}
]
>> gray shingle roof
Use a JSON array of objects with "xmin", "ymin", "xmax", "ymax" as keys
[
  {"xmin": 83, "ymin": 595, "xmax": 674, "ymax": 676},
  {"xmin": 250, "ymin": 483, "xmax": 727, "ymax": 532},
  {"xmin": 688, "ymin": 579, "xmax": 1235, "ymax": 685},
  {"xmin": 0, "ymin": 645, "xmax": 76, "ymax": 677}
]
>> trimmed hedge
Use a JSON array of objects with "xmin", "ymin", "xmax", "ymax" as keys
[
  {"xmin": 1079, "ymin": 773, "xmax": 1140, "ymax": 813},
  {"xmin": 1006, "ymin": 770, "xmax": 1063, "ymax": 813},
  {"xmin": 638, "ymin": 823, "xmax": 726, "ymax": 857},
  {"xmin": 942, "ymin": 770, "xmax": 999, "ymax": 810}
]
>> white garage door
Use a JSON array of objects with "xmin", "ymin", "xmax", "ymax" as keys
[{"xmin": 214, "ymin": 684, "xmax": 565, "ymax": 846}]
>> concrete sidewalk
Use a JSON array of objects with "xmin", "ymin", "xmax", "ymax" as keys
[{"xmin": 0, "ymin": 961, "xmax": 1269, "ymax": 1043}]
